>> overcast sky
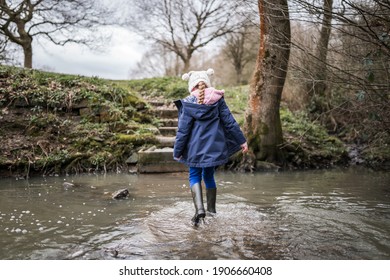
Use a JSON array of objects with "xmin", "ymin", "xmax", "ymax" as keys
[{"xmin": 33, "ymin": 27, "xmax": 144, "ymax": 80}]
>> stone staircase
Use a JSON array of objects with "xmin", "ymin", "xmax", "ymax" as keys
[{"xmin": 133, "ymin": 98, "xmax": 187, "ymax": 173}]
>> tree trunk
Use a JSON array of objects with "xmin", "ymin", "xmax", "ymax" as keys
[
  {"xmin": 23, "ymin": 42, "xmax": 33, "ymax": 68},
  {"xmin": 14, "ymin": 12, "xmax": 34, "ymax": 68},
  {"xmin": 244, "ymin": 0, "xmax": 291, "ymax": 166},
  {"xmin": 307, "ymin": 0, "xmax": 333, "ymax": 112},
  {"xmin": 234, "ymin": 61, "xmax": 244, "ymax": 85},
  {"xmin": 183, "ymin": 57, "xmax": 191, "ymax": 73},
  {"xmin": 236, "ymin": 66, "xmax": 243, "ymax": 85}
]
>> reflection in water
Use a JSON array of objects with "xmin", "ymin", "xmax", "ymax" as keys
[{"xmin": 0, "ymin": 168, "xmax": 389, "ymax": 260}]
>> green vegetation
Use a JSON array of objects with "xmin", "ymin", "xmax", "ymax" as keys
[
  {"xmin": 222, "ymin": 85, "xmax": 249, "ymax": 125},
  {"xmin": 0, "ymin": 65, "xmax": 387, "ymax": 177},
  {"xmin": 0, "ymin": 65, "xmax": 157, "ymax": 177},
  {"xmin": 113, "ymin": 76, "xmax": 188, "ymax": 100},
  {"xmin": 280, "ymin": 109, "xmax": 348, "ymax": 168}
]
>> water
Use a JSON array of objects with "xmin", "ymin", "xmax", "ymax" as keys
[{"xmin": 0, "ymin": 168, "xmax": 389, "ymax": 260}]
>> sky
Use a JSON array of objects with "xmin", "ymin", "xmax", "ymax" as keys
[{"xmin": 33, "ymin": 27, "xmax": 144, "ymax": 80}]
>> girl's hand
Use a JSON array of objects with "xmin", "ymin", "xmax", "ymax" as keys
[{"xmin": 241, "ymin": 142, "xmax": 248, "ymax": 153}]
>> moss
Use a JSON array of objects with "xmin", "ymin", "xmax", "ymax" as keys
[
  {"xmin": 123, "ymin": 94, "xmax": 147, "ymax": 109},
  {"xmin": 280, "ymin": 108, "xmax": 348, "ymax": 168},
  {"xmin": 116, "ymin": 133, "xmax": 157, "ymax": 145}
]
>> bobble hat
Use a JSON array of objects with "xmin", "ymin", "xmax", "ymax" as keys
[{"xmin": 182, "ymin": 68, "xmax": 214, "ymax": 93}]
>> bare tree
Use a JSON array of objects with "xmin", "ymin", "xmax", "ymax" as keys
[
  {"xmin": 304, "ymin": 0, "xmax": 333, "ymax": 114},
  {"xmin": 125, "ymin": 0, "xmax": 241, "ymax": 73},
  {"xmin": 330, "ymin": 0, "xmax": 390, "ymax": 138},
  {"xmin": 282, "ymin": 0, "xmax": 389, "ymax": 165},
  {"xmin": 223, "ymin": 23, "xmax": 259, "ymax": 85},
  {"xmin": 244, "ymin": 0, "xmax": 291, "ymax": 166},
  {"xmin": 0, "ymin": 0, "xmax": 110, "ymax": 68}
]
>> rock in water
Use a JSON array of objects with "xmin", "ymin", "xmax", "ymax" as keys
[
  {"xmin": 112, "ymin": 189, "xmax": 130, "ymax": 199},
  {"xmin": 63, "ymin": 182, "xmax": 76, "ymax": 189}
]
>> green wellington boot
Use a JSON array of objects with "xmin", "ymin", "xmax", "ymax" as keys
[
  {"xmin": 190, "ymin": 182, "xmax": 206, "ymax": 225},
  {"xmin": 206, "ymin": 188, "xmax": 217, "ymax": 214}
]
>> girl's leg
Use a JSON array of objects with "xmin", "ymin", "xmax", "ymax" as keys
[
  {"xmin": 189, "ymin": 167, "xmax": 202, "ymax": 187},
  {"xmin": 202, "ymin": 167, "xmax": 217, "ymax": 214},
  {"xmin": 188, "ymin": 167, "xmax": 205, "ymax": 225},
  {"xmin": 202, "ymin": 167, "xmax": 216, "ymax": 189}
]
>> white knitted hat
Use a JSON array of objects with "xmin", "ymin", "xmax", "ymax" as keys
[{"xmin": 182, "ymin": 68, "xmax": 214, "ymax": 93}]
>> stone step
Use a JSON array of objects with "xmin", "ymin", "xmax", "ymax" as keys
[
  {"xmin": 147, "ymin": 100, "xmax": 166, "ymax": 107},
  {"xmin": 159, "ymin": 118, "xmax": 178, "ymax": 127},
  {"xmin": 137, "ymin": 147, "xmax": 187, "ymax": 173},
  {"xmin": 159, "ymin": 127, "xmax": 177, "ymax": 136},
  {"xmin": 156, "ymin": 136, "xmax": 175, "ymax": 147},
  {"xmin": 152, "ymin": 108, "xmax": 178, "ymax": 119},
  {"xmin": 138, "ymin": 162, "xmax": 187, "ymax": 173},
  {"xmin": 133, "ymin": 97, "xmax": 183, "ymax": 173}
]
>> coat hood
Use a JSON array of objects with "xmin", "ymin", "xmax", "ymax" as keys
[{"xmin": 179, "ymin": 99, "xmax": 219, "ymax": 121}]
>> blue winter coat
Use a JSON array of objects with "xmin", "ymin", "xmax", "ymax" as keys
[{"xmin": 173, "ymin": 97, "xmax": 246, "ymax": 168}]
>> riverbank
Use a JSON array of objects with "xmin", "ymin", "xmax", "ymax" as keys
[{"xmin": 0, "ymin": 65, "xmax": 388, "ymax": 178}]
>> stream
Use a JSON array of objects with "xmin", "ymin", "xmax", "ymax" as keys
[{"xmin": 0, "ymin": 167, "xmax": 389, "ymax": 260}]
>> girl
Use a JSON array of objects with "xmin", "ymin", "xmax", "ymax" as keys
[{"xmin": 174, "ymin": 68, "xmax": 248, "ymax": 225}]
